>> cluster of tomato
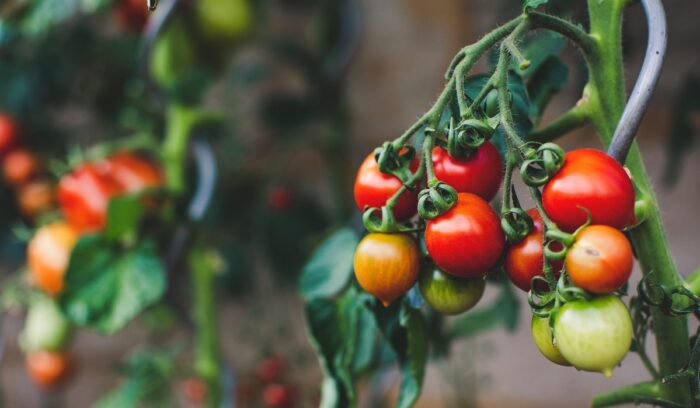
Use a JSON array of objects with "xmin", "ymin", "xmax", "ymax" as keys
[
  {"xmin": 0, "ymin": 112, "xmax": 164, "ymax": 389},
  {"xmin": 353, "ymin": 139, "xmax": 637, "ymax": 377},
  {"xmin": 236, "ymin": 354, "xmax": 299, "ymax": 408}
]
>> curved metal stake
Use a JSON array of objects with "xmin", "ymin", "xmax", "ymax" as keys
[
  {"xmin": 139, "ymin": 0, "xmax": 178, "ymax": 105},
  {"xmin": 607, "ymin": 0, "xmax": 667, "ymax": 163}
]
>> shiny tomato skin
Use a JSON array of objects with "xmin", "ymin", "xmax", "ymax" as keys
[
  {"xmin": 553, "ymin": 295, "xmax": 632, "ymax": 377},
  {"xmin": 3, "ymin": 149, "xmax": 39, "ymax": 186},
  {"xmin": 419, "ymin": 265, "xmax": 485, "ymax": 315},
  {"xmin": 505, "ymin": 209, "xmax": 562, "ymax": 292},
  {"xmin": 353, "ymin": 153, "xmax": 418, "ymax": 221},
  {"xmin": 425, "ymin": 193, "xmax": 504, "ymax": 278},
  {"xmin": 57, "ymin": 164, "xmax": 124, "ymax": 232},
  {"xmin": 100, "ymin": 152, "xmax": 164, "ymax": 193},
  {"xmin": 17, "ymin": 180, "xmax": 54, "ymax": 218},
  {"xmin": 0, "ymin": 113, "xmax": 19, "ymax": 156},
  {"xmin": 25, "ymin": 351, "xmax": 72, "ymax": 389},
  {"xmin": 432, "ymin": 143, "xmax": 503, "ymax": 201},
  {"xmin": 353, "ymin": 233, "xmax": 421, "ymax": 307},
  {"xmin": 531, "ymin": 315, "xmax": 570, "ymax": 366},
  {"xmin": 27, "ymin": 222, "xmax": 79, "ymax": 296},
  {"xmin": 542, "ymin": 149, "xmax": 634, "ymax": 232},
  {"xmin": 566, "ymin": 225, "xmax": 633, "ymax": 294}
]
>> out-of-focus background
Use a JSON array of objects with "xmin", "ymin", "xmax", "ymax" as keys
[{"xmin": 0, "ymin": 0, "xmax": 698, "ymax": 407}]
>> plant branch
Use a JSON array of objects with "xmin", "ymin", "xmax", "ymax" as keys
[
  {"xmin": 529, "ymin": 102, "xmax": 589, "ymax": 143},
  {"xmin": 527, "ymin": 11, "xmax": 597, "ymax": 58},
  {"xmin": 591, "ymin": 381, "xmax": 682, "ymax": 408}
]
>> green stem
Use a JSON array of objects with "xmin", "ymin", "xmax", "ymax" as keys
[
  {"xmin": 586, "ymin": 0, "xmax": 692, "ymax": 405},
  {"xmin": 190, "ymin": 246, "xmax": 222, "ymax": 408},
  {"xmin": 527, "ymin": 11, "xmax": 597, "ymax": 57},
  {"xmin": 591, "ymin": 381, "xmax": 674, "ymax": 408},
  {"xmin": 529, "ymin": 102, "xmax": 589, "ymax": 143}
]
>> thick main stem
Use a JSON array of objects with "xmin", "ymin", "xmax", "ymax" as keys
[{"xmin": 586, "ymin": 0, "xmax": 691, "ymax": 405}]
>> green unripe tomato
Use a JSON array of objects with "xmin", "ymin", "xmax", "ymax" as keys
[
  {"xmin": 419, "ymin": 265, "xmax": 485, "ymax": 315},
  {"xmin": 531, "ymin": 315, "xmax": 570, "ymax": 366},
  {"xmin": 195, "ymin": 0, "xmax": 252, "ymax": 44},
  {"xmin": 553, "ymin": 295, "xmax": 632, "ymax": 377},
  {"xmin": 19, "ymin": 297, "xmax": 72, "ymax": 352},
  {"xmin": 150, "ymin": 18, "xmax": 196, "ymax": 88}
]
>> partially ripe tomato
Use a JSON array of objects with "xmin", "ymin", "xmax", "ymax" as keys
[
  {"xmin": 100, "ymin": 152, "xmax": 164, "ymax": 193},
  {"xmin": 3, "ymin": 149, "xmax": 39, "ymax": 186},
  {"xmin": 256, "ymin": 355, "xmax": 286, "ymax": 383},
  {"xmin": 419, "ymin": 265, "xmax": 485, "ymax": 315},
  {"xmin": 553, "ymin": 295, "xmax": 632, "ymax": 377},
  {"xmin": 432, "ymin": 143, "xmax": 503, "ymax": 201},
  {"xmin": 425, "ymin": 193, "xmax": 504, "ymax": 278},
  {"xmin": 0, "ymin": 113, "xmax": 19, "ymax": 156},
  {"xmin": 115, "ymin": 0, "xmax": 149, "ymax": 32},
  {"xmin": 353, "ymin": 233, "xmax": 420, "ymax": 307},
  {"xmin": 566, "ymin": 225, "xmax": 633, "ymax": 294},
  {"xmin": 505, "ymin": 209, "xmax": 563, "ymax": 292},
  {"xmin": 543, "ymin": 149, "xmax": 634, "ymax": 232},
  {"xmin": 531, "ymin": 315, "xmax": 569, "ymax": 366},
  {"xmin": 17, "ymin": 180, "xmax": 54, "ymax": 218},
  {"xmin": 19, "ymin": 297, "xmax": 72, "ymax": 353},
  {"xmin": 27, "ymin": 222, "xmax": 79, "ymax": 296},
  {"xmin": 354, "ymin": 153, "xmax": 418, "ymax": 221},
  {"xmin": 25, "ymin": 351, "xmax": 72, "ymax": 389},
  {"xmin": 57, "ymin": 164, "xmax": 124, "ymax": 232},
  {"xmin": 262, "ymin": 383, "xmax": 295, "ymax": 408}
]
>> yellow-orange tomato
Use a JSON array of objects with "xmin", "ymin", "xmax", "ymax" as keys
[
  {"xmin": 17, "ymin": 180, "xmax": 54, "ymax": 218},
  {"xmin": 3, "ymin": 149, "xmax": 39, "ymax": 186},
  {"xmin": 353, "ymin": 233, "xmax": 420, "ymax": 306},
  {"xmin": 566, "ymin": 225, "xmax": 633, "ymax": 294},
  {"xmin": 25, "ymin": 351, "xmax": 72, "ymax": 389},
  {"xmin": 27, "ymin": 222, "xmax": 79, "ymax": 296}
]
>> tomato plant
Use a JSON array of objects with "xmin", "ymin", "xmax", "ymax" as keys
[{"xmin": 425, "ymin": 192, "xmax": 504, "ymax": 278}]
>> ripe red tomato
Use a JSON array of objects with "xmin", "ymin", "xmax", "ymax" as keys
[
  {"xmin": 17, "ymin": 180, "xmax": 54, "ymax": 218},
  {"xmin": 25, "ymin": 351, "xmax": 72, "ymax": 389},
  {"xmin": 425, "ymin": 193, "xmax": 504, "ymax": 278},
  {"xmin": 100, "ymin": 152, "xmax": 164, "ymax": 193},
  {"xmin": 353, "ymin": 153, "xmax": 418, "ymax": 221},
  {"xmin": 566, "ymin": 225, "xmax": 633, "ymax": 294},
  {"xmin": 262, "ymin": 383, "xmax": 295, "ymax": 408},
  {"xmin": 115, "ymin": 0, "xmax": 149, "ymax": 32},
  {"xmin": 0, "ymin": 113, "xmax": 19, "ymax": 156},
  {"xmin": 27, "ymin": 222, "xmax": 79, "ymax": 296},
  {"xmin": 432, "ymin": 143, "xmax": 503, "ymax": 201},
  {"xmin": 57, "ymin": 164, "xmax": 124, "ymax": 232},
  {"xmin": 182, "ymin": 377, "xmax": 208, "ymax": 404},
  {"xmin": 542, "ymin": 149, "xmax": 634, "ymax": 232},
  {"xmin": 3, "ymin": 149, "xmax": 39, "ymax": 186},
  {"xmin": 353, "ymin": 233, "xmax": 421, "ymax": 306},
  {"xmin": 505, "ymin": 209, "xmax": 562, "ymax": 292},
  {"xmin": 256, "ymin": 355, "xmax": 286, "ymax": 383}
]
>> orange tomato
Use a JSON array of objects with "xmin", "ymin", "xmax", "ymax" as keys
[
  {"xmin": 3, "ymin": 149, "xmax": 39, "ymax": 186},
  {"xmin": 25, "ymin": 351, "xmax": 72, "ymax": 389},
  {"xmin": 27, "ymin": 222, "xmax": 79, "ymax": 296},
  {"xmin": 100, "ymin": 152, "xmax": 164, "ymax": 193},
  {"xmin": 353, "ymin": 233, "xmax": 420, "ymax": 306},
  {"xmin": 566, "ymin": 225, "xmax": 633, "ymax": 294},
  {"xmin": 17, "ymin": 180, "xmax": 54, "ymax": 218}
]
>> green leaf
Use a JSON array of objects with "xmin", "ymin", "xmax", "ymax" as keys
[
  {"xmin": 59, "ymin": 236, "xmax": 166, "ymax": 334},
  {"xmin": 105, "ymin": 195, "xmax": 145, "ymax": 240},
  {"xmin": 522, "ymin": 0, "xmax": 549, "ymax": 11},
  {"xmin": 371, "ymin": 301, "xmax": 428, "ymax": 408},
  {"xmin": 305, "ymin": 289, "xmax": 375, "ymax": 408},
  {"xmin": 517, "ymin": 31, "xmax": 566, "ymax": 78},
  {"xmin": 299, "ymin": 228, "xmax": 359, "ymax": 300},
  {"xmin": 449, "ymin": 284, "xmax": 520, "ymax": 339},
  {"xmin": 527, "ymin": 56, "xmax": 569, "ymax": 121}
]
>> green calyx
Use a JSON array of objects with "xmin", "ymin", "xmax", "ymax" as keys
[{"xmin": 417, "ymin": 181, "xmax": 458, "ymax": 220}]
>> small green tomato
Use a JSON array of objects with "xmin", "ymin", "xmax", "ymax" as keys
[
  {"xmin": 419, "ymin": 265, "xmax": 485, "ymax": 315},
  {"xmin": 531, "ymin": 315, "xmax": 570, "ymax": 366}
]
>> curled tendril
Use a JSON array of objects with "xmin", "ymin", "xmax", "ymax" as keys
[
  {"xmin": 519, "ymin": 143, "xmax": 566, "ymax": 187},
  {"xmin": 374, "ymin": 142, "xmax": 416, "ymax": 183},
  {"xmin": 501, "ymin": 207, "xmax": 533, "ymax": 244},
  {"xmin": 528, "ymin": 271, "xmax": 590, "ymax": 318},
  {"xmin": 445, "ymin": 117, "xmax": 496, "ymax": 158},
  {"xmin": 362, "ymin": 206, "xmax": 410, "ymax": 234},
  {"xmin": 555, "ymin": 273, "xmax": 591, "ymax": 303},
  {"xmin": 543, "ymin": 229, "xmax": 574, "ymax": 262},
  {"xmin": 417, "ymin": 182, "xmax": 458, "ymax": 220},
  {"xmin": 637, "ymin": 275, "xmax": 700, "ymax": 316}
]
